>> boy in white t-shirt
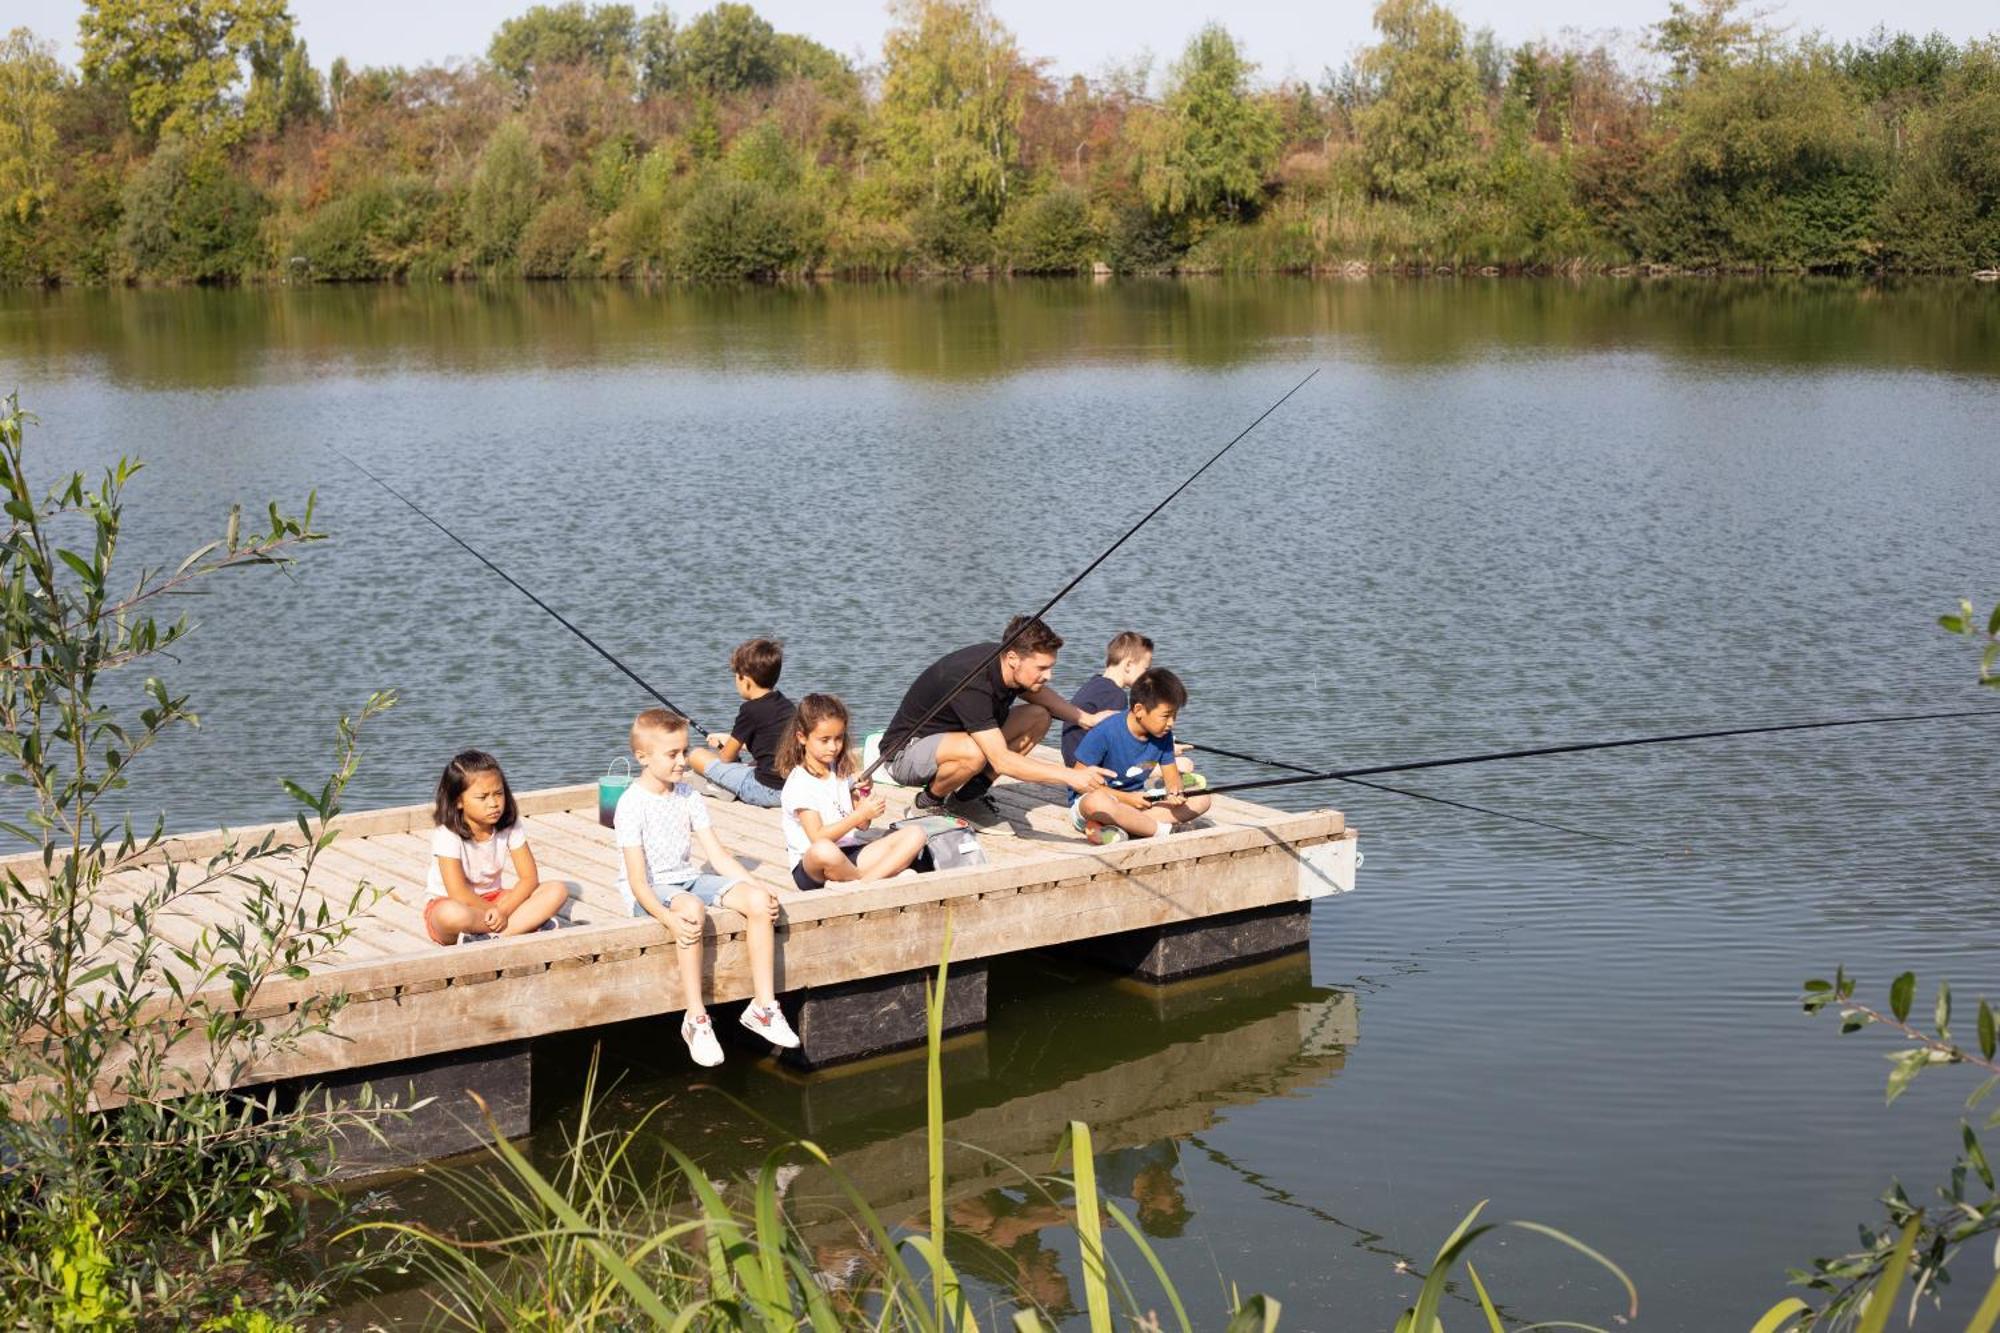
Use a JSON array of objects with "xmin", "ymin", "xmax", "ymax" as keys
[
  {"xmin": 614, "ymin": 707, "xmax": 799, "ymax": 1067},
  {"xmin": 778, "ymin": 693, "xmax": 928, "ymax": 892}
]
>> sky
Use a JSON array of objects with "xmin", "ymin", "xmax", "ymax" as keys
[{"xmin": 10, "ymin": 0, "xmax": 1998, "ymax": 87}]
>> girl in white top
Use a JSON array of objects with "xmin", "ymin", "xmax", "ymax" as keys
[
  {"xmin": 779, "ymin": 693, "xmax": 929, "ymax": 892},
  {"xmin": 424, "ymin": 750, "xmax": 570, "ymax": 946}
]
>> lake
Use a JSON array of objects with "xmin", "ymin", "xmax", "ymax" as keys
[{"xmin": 3, "ymin": 277, "xmax": 1998, "ymax": 1329}]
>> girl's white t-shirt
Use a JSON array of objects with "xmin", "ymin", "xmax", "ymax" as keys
[
  {"xmin": 780, "ymin": 767, "xmax": 861, "ymax": 867},
  {"xmin": 426, "ymin": 822, "xmax": 528, "ymax": 899}
]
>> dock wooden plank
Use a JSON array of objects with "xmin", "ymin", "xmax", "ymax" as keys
[{"xmin": 39, "ymin": 770, "xmax": 1351, "ymax": 1106}]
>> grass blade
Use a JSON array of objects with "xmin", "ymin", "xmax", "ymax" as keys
[
  {"xmin": 1103, "ymin": 1200, "xmax": 1194, "ymax": 1333},
  {"xmin": 1965, "ymin": 1266, "xmax": 2000, "ymax": 1333},
  {"xmin": 1054, "ymin": 1120, "xmax": 1112, "ymax": 1333},
  {"xmin": 1466, "ymin": 1260, "xmax": 1504, "ymax": 1333},
  {"xmin": 1854, "ymin": 1214, "xmax": 1921, "ymax": 1333},
  {"xmin": 1748, "ymin": 1297, "xmax": 1811, "ymax": 1333}
]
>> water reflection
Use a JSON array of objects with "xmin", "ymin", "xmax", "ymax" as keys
[
  {"xmin": 334, "ymin": 952, "xmax": 1355, "ymax": 1324},
  {"xmin": 4, "ymin": 278, "xmax": 1996, "ymax": 387}
]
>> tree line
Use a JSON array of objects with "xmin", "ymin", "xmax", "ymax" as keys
[{"xmin": 0, "ymin": 0, "xmax": 1996, "ymax": 285}]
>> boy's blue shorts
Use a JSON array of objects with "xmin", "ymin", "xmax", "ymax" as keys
[
  {"xmin": 702, "ymin": 759, "xmax": 782, "ymax": 807},
  {"xmin": 631, "ymin": 874, "xmax": 740, "ymax": 914}
]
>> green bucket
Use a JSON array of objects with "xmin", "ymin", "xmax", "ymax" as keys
[{"xmin": 597, "ymin": 758, "xmax": 634, "ymax": 828}]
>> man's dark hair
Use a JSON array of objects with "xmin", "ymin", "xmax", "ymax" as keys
[
  {"xmin": 730, "ymin": 638, "xmax": 783, "ymax": 689},
  {"xmin": 1130, "ymin": 667, "xmax": 1187, "ymax": 712},
  {"xmin": 1001, "ymin": 615, "xmax": 1063, "ymax": 658}
]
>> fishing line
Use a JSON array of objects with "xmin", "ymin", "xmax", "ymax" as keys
[
  {"xmin": 1171, "ymin": 706, "xmax": 2000, "ymax": 802},
  {"xmin": 858, "ymin": 366, "xmax": 1321, "ymax": 784},
  {"xmin": 337, "ymin": 451, "xmax": 710, "ymax": 733},
  {"xmin": 1185, "ymin": 740, "xmax": 1660, "ymax": 850}
]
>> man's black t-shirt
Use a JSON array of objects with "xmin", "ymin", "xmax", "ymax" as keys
[
  {"xmin": 882, "ymin": 644, "xmax": 1020, "ymax": 752},
  {"xmin": 730, "ymin": 690, "xmax": 794, "ymax": 790}
]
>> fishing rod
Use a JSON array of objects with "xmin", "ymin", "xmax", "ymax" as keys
[
  {"xmin": 857, "ymin": 366, "xmax": 1321, "ymax": 786},
  {"xmin": 337, "ymin": 451, "xmax": 711, "ymax": 734},
  {"xmin": 1164, "ymin": 706, "xmax": 2000, "ymax": 802},
  {"xmin": 1184, "ymin": 740, "xmax": 1663, "ymax": 850}
]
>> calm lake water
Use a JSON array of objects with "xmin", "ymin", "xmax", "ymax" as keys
[{"xmin": 4, "ymin": 279, "xmax": 1998, "ymax": 1329}]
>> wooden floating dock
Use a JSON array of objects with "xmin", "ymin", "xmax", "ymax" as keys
[{"xmin": 31, "ymin": 751, "xmax": 1356, "ymax": 1169}]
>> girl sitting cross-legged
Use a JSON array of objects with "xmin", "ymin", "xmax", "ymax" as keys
[
  {"xmin": 425, "ymin": 749, "xmax": 571, "ymax": 946},
  {"xmin": 779, "ymin": 693, "xmax": 929, "ymax": 892}
]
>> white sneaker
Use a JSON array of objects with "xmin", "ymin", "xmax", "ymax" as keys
[
  {"xmin": 739, "ymin": 1001, "xmax": 801, "ymax": 1049},
  {"xmin": 682, "ymin": 1013, "xmax": 725, "ymax": 1067}
]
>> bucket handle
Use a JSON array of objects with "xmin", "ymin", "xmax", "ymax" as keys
[{"xmin": 604, "ymin": 757, "xmax": 632, "ymax": 780}]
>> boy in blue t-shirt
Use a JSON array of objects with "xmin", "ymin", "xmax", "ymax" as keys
[
  {"xmin": 1069, "ymin": 667, "xmax": 1211, "ymax": 843},
  {"xmin": 1061, "ymin": 631, "xmax": 1154, "ymax": 766}
]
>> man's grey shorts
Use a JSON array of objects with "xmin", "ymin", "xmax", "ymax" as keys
[{"xmin": 887, "ymin": 733, "xmax": 949, "ymax": 789}]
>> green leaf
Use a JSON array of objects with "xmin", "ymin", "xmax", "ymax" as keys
[
  {"xmin": 1466, "ymin": 1260, "xmax": 1506, "ymax": 1333},
  {"xmin": 1980, "ymin": 1000, "xmax": 1995, "ymax": 1062},
  {"xmin": 1987, "ymin": 602, "xmax": 2000, "ymax": 638},
  {"xmin": 1936, "ymin": 981, "xmax": 1952, "ymax": 1037},
  {"xmin": 1890, "ymin": 972, "xmax": 1915, "ymax": 1023},
  {"xmin": 1224, "ymin": 1294, "xmax": 1281, "ymax": 1333},
  {"xmin": 1940, "ymin": 614, "xmax": 1966, "ymax": 633},
  {"xmin": 1886, "ymin": 1049, "xmax": 1927, "ymax": 1105},
  {"xmin": 1966, "ymin": 1123, "xmax": 1994, "ymax": 1191}
]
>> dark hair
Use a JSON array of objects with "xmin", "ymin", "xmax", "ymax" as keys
[
  {"xmin": 776, "ymin": 693, "xmax": 853, "ymax": 778},
  {"xmin": 1105, "ymin": 631, "xmax": 1154, "ymax": 667},
  {"xmin": 631, "ymin": 707, "xmax": 689, "ymax": 750},
  {"xmin": 730, "ymin": 638, "xmax": 784, "ymax": 689},
  {"xmin": 1130, "ymin": 667, "xmax": 1187, "ymax": 712},
  {"xmin": 433, "ymin": 749, "xmax": 519, "ymax": 839},
  {"xmin": 1001, "ymin": 614, "xmax": 1063, "ymax": 659}
]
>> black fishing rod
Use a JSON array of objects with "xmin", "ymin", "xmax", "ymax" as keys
[
  {"xmin": 857, "ymin": 366, "xmax": 1321, "ymax": 785},
  {"xmin": 1166, "ymin": 706, "xmax": 2000, "ymax": 802},
  {"xmin": 1185, "ymin": 740, "xmax": 1663, "ymax": 850},
  {"xmin": 337, "ymin": 451, "xmax": 710, "ymax": 734}
]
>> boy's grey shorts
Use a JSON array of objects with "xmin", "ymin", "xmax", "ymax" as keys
[{"xmin": 887, "ymin": 733, "xmax": 948, "ymax": 789}]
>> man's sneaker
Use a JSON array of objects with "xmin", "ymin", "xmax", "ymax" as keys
[
  {"xmin": 682, "ymin": 1013, "xmax": 725, "ymax": 1067},
  {"xmin": 912, "ymin": 784, "xmax": 948, "ymax": 813},
  {"xmin": 948, "ymin": 792, "xmax": 1016, "ymax": 837},
  {"xmin": 739, "ymin": 1001, "xmax": 801, "ymax": 1049},
  {"xmin": 700, "ymin": 776, "xmax": 739, "ymax": 802}
]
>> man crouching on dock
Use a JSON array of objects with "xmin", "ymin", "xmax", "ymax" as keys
[{"xmin": 882, "ymin": 615, "xmax": 1115, "ymax": 834}]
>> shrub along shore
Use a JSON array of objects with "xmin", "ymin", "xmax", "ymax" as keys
[{"xmin": 1, "ymin": 0, "xmax": 1998, "ymax": 287}]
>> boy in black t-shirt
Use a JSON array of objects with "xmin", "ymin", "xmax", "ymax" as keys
[
  {"xmin": 1061, "ymin": 631, "xmax": 1154, "ymax": 766},
  {"xmin": 691, "ymin": 638, "xmax": 793, "ymax": 807}
]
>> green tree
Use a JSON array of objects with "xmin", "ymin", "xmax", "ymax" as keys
[
  {"xmin": 674, "ymin": 173, "xmax": 816, "ymax": 279},
  {"xmin": 117, "ymin": 137, "xmax": 266, "ymax": 280},
  {"xmin": 1645, "ymin": 50, "xmax": 1883, "ymax": 268},
  {"xmin": 1133, "ymin": 23, "xmax": 1278, "ymax": 220},
  {"xmin": 487, "ymin": 2, "xmax": 636, "ymax": 89},
  {"xmin": 0, "ymin": 394, "xmax": 397, "ymax": 1324},
  {"xmin": 635, "ymin": 4, "xmax": 676, "ymax": 94},
  {"xmin": 676, "ymin": 3, "xmax": 780, "ymax": 93},
  {"xmin": 994, "ymin": 183, "xmax": 1098, "ymax": 271},
  {"xmin": 1652, "ymin": 0, "xmax": 1758, "ymax": 86},
  {"xmin": 244, "ymin": 34, "xmax": 323, "ymax": 135},
  {"xmin": 79, "ymin": 0, "xmax": 294, "ymax": 140},
  {"xmin": 1877, "ymin": 51, "xmax": 2000, "ymax": 270},
  {"xmin": 0, "ymin": 28, "xmax": 66, "ymax": 225},
  {"xmin": 1355, "ymin": 0, "xmax": 1480, "ymax": 203},
  {"xmin": 877, "ymin": 0, "xmax": 1025, "ymax": 216},
  {"xmin": 464, "ymin": 118, "xmax": 545, "ymax": 267}
]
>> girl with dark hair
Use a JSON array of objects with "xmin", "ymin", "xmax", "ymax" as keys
[
  {"xmin": 424, "ymin": 749, "xmax": 569, "ymax": 946},
  {"xmin": 778, "ymin": 694, "xmax": 929, "ymax": 891}
]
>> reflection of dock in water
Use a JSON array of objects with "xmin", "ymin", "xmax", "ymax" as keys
[{"xmin": 756, "ymin": 951, "xmax": 1357, "ymax": 1237}]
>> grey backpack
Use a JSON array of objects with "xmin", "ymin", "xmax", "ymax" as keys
[{"xmin": 890, "ymin": 814, "xmax": 988, "ymax": 871}]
